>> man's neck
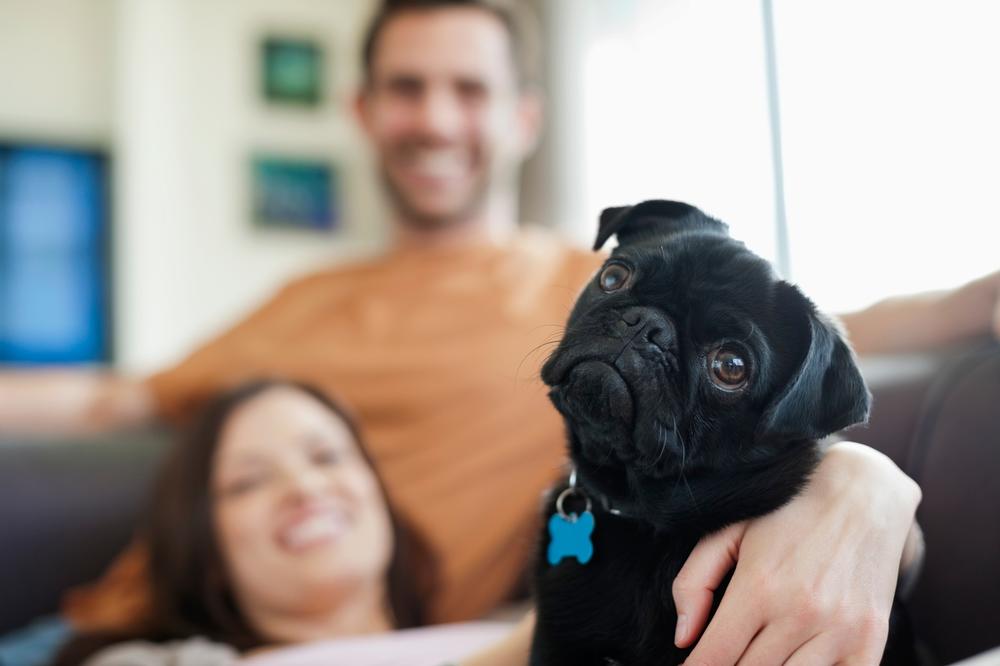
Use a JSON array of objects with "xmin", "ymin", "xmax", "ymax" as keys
[{"xmin": 391, "ymin": 197, "xmax": 519, "ymax": 252}]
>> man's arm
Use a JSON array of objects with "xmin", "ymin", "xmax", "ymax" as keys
[
  {"xmin": 0, "ymin": 370, "xmax": 156, "ymax": 437},
  {"xmin": 840, "ymin": 269, "xmax": 1000, "ymax": 355},
  {"xmin": 673, "ymin": 442, "xmax": 921, "ymax": 665}
]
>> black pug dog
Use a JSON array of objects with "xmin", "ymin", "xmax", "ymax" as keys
[{"xmin": 532, "ymin": 200, "xmax": 916, "ymax": 666}]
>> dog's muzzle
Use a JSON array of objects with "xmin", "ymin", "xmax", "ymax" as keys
[
  {"xmin": 541, "ymin": 307, "xmax": 677, "ymax": 385},
  {"xmin": 543, "ymin": 306, "xmax": 681, "ymax": 469}
]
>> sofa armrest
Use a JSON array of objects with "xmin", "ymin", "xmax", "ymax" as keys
[{"xmin": 0, "ymin": 429, "xmax": 170, "ymax": 634}]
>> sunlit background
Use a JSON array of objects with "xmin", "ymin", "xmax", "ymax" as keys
[{"xmin": 1, "ymin": 0, "xmax": 998, "ymax": 373}]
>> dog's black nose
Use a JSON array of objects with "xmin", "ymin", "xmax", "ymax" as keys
[{"xmin": 619, "ymin": 307, "xmax": 675, "ymax": 353}]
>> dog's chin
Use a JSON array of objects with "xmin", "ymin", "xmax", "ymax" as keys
[{"xmin": 548, "ymin": 360, "xmax": 633, "ymax": 433}]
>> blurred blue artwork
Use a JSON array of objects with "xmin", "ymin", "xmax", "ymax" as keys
[
  {"xmin": 252, "ymin": 155, "xmax": 338, "ymax": 231},
  {"xmin": 0, "ymin": 145, "xmax": 110, "ymax": 365}
]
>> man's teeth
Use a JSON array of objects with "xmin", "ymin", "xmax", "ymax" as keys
[
  {"xmin": 411, "ymin": 151, "xmax": 467, "ymax": 178},
  {"xmin": 281, "ymin": 513, "xmax": 347, "ymax": 550}
]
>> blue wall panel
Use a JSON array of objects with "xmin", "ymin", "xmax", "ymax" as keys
[{"xmin": 0, "ymin": 145, "xmax": 110, "ymax": 365}]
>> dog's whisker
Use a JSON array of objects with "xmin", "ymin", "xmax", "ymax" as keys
[
  {"xmin": 596, "ymin": 439, "xmax": 615, "ymax": 469},
  {"xmin": 652, "ymin": 421, "xmax": 668, "ymax": 467},
  {"xmin": 674, "ymin": 416, "xmax": 685, "ymax": 473},
  {"xmin": 674, "ymin": 416, "xmax": 701, "ymax": 516},
  {"xmin": 516, "ymin": 338, "xmax": 566, "ymax": 383},
  {"xmin": 526, "ymin": 323, "xmax": 567, "ymax": 334}
]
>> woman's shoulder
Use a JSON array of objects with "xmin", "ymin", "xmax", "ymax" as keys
[
  {"xmin": 241, "ymin": 622, "xmax": 513, "ymax": 666},
  {"xmin": 84, "ymin": 637, "xmax": 238, "ymax": 666}
]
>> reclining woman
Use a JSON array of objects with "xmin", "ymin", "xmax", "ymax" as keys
[{"xmin": 55, "ymin": 379, "xmax": 527, "ymax": 666}]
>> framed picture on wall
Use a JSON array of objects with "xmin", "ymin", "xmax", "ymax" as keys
[
  {"xmin": 261, "ymin": 36, "xmax": 324, "ymax": 106},
  {"xmin": 251, "ymin": 154, "xmax": 339, "ymax": 231}
]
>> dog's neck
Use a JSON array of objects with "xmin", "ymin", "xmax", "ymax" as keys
[{"xmin": 579, "ymin": 441, "xmax": 821, "ymax": 538}]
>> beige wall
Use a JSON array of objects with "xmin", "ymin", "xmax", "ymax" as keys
[
  {"xmin": 113, "ymin": 0, "xmax": 387, "ymax": 373},
  {"xmin": 0, "ymin": 0, "xmax": 115, "ymax": 143},
  {"xmin": 0, "ymin": 0, "xmax": 386, "ymax": 373}
]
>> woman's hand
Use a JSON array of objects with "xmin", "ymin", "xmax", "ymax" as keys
[{"xmin": 672, "ymin": 442, "xmax": 921, "ymax": 665}]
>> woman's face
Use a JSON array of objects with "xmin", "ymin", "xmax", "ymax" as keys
[{"xmin": 211, "ymin": 387, "xmax": 393, "ymax": 617}]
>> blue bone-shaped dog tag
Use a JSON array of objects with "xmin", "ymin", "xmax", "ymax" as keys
[{"xmin": 547, "ymin": 510, "xmax": 595, "ymax": 565}]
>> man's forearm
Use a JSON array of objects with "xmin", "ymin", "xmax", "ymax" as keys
[
  {"xmin": 0, "ymin": 371, "xmax": 155, "ymax": 437},
  {"xmin": 840, "ymin": 269, "xmax": 999, "ymax": 355}
]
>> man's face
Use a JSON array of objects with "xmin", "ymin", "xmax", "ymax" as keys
[{"xmin": 357, "ymin": 8, "xmax": 538, "ymax": 228}]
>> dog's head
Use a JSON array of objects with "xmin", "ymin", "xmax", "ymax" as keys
[{"xmin": 541, "ymin": 200, "xmax": 870, "ymax": 512}]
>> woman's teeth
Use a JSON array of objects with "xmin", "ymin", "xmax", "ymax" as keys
[{"xmin": 279, "ymin": 511, "xmax": 348, "ymax": 551}]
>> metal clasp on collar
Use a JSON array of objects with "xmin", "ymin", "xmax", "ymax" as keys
[{"xmin": 555, "ymin": 469, "xmax": 593, "ymax": 523}]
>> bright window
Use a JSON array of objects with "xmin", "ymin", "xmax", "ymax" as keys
[
  {"xmin": 564, "ymin": 0, "xmax": 999, "ymax": 314},
  {"xmin": 773, "ymin": 0, "xmax": 1000, "ymax": 312}
]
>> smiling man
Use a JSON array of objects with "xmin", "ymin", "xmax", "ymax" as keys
[
  {"xmin": 1, "ymin": 1, "xmax": 999, "ymax": 664},
  {"xmin": 358, "ymin": 2, "xmax": 538, "ymax": 239}
]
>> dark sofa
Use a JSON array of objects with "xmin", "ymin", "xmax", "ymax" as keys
[
  {"xmin": 0, "ymin": 429, "xmax": 169, "ymax": 634},
  {"xmin": 1, "ymin": 341, "xmax": 998, "ymax": 663}
]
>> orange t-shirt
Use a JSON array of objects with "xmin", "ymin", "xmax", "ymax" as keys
[{"xmin": 64, "ymin": 229, "xmax": 603, "ymax": 628}]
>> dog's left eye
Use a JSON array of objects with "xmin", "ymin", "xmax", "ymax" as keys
[
  {"xmin": 707, "ymin": 346, "xmax": 750, "ymax": 391},
  {"xmin": 599, "ymin": 263, "xmax": 632, "ymax": 292}
]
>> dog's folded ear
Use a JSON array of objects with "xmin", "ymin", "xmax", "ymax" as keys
[
  {"xmin": 757, "ymin": 282, "xmax": 871, "ymax": 441},
  {"xmin": 594, "ymin": 200, "xmax": 729, "ymax": 251}
]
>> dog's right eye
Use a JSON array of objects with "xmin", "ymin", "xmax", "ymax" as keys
[
  {"xmin": 599, "ymin": 263, "xmax": 632, "ymax": 292},
  {"xmin": 707, "ymin": 346, "xmax": 750, "ymax": 391}
]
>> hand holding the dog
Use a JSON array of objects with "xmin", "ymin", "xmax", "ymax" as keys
[{"xmin": 673, "ymin": 442, "xmax": 921, "ymax": 665}]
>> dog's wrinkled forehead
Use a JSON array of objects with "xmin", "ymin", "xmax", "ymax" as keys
[
  {"xmin": 592, "ymin": 200, "xmax": 774, "ymax": 317},
  {"xmin": 594, "ymin": 200, "xmax": 729, "ymax": 251}
]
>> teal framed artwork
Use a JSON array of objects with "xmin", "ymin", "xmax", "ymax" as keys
[
  {"xmin": 261, "ymin": 37, "xmax": 324, "ymax": 106},
  {"xmin": 251, "ymin": 155, "xmax": 338, "ymax": 231}
]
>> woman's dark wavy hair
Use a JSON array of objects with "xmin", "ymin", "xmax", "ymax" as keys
[{"xmin": 55, "ymin": 379, "xmax": 436, "ymax": 664}]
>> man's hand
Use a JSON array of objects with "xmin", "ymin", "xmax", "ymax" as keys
[
  {"xmin": 672, "ymin": 442, "xmax": 921, "ymax": 665},
  {"xmin": 0, "ymin": 371, "xmax": 154, "ymax": 437}
]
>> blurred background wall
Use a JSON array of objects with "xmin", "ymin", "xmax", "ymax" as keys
[
  {"xmin": 0, "ymin": 0, "xmax": 385, "ymax": 373},
  {"xmin": 1, "ymin": 0, "xmax": 998, "ymax": 374}
]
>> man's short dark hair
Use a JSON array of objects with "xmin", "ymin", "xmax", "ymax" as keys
[{"xmin": 361, "ymin": 0, "xmax": 540, "ymax": 90}]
